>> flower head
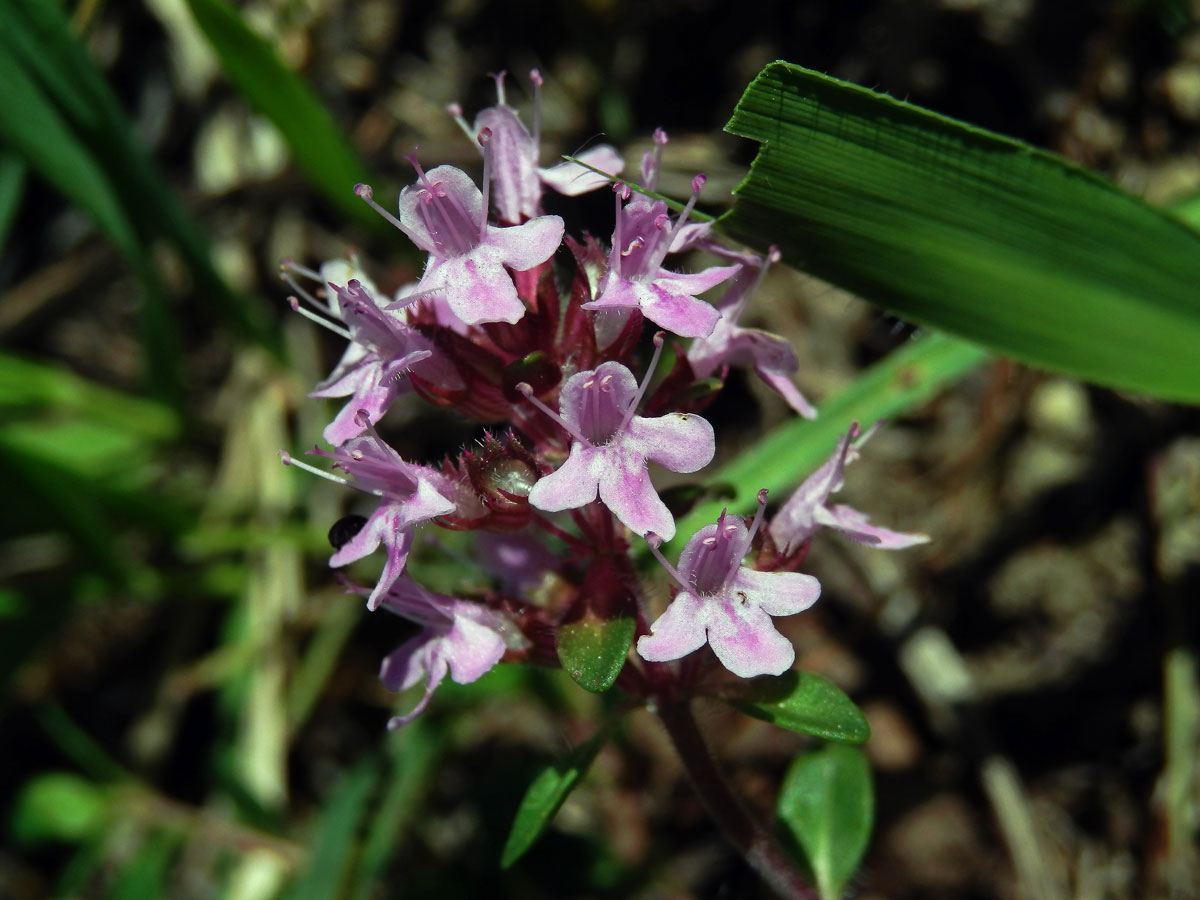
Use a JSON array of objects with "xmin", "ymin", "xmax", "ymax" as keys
[
  {"xmin": 523, "ymin": 340, "xmax": 714, "ymax": 541},
  {"xmin": 637, "ymin": 493, "xmax": 821, "ymax": 677},
  {"xmin": 769, "ymin": 422, "xmax": 930, "ymax": 555},
  {"xmin": 377, "ymin": 574, "xmax": 526, "ymax": 728},
  {"xmin": 583, "ymin": 176, "xmax": 739, "ymax": 338},
  {"xmin": 355, "ymin": 163, "xmax": 563, "ymax": 326}
]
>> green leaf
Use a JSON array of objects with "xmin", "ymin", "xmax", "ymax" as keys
[
  {"xmin": 671, "ymin": 332, "xmax": 985, "ymax": 554},
  {"xmin": 182, "ymin": 0, "xmax": 380, "ymax": 230},
  {"xmin": 777, "ymin": 744, "xmax": 873, "ymax": 900},
  {"xmin": 500, "ymin": 730, "xmax": 607, "ymax": 869},
  {"xmin": 11, "ymin": 772, "xmax": 109, "ymax": 844},
  {"xmin": 0, "ymin": 352, "xmax": 180, "ymax": 441},
  {"xmin": 723, "ymin": 671, "xmax": 870, "ymax": 743},
  {"xmin": 0, "ymin": 45, "xmax": 142, "ymax": 260},
  {"xmin": 1171, "ymin": 190, "xmax": 1200, "ymax": 231},
  {"xmin": 556, "ymin": 615, "xmax": 636, "ymax": 694},
  {"xmin": 722, "ymin": 61, "xmax": 1200, "ymax": 403},
  {"xmin": 556, "ymin": 554, "xmax": 638, "ymax": 693}
]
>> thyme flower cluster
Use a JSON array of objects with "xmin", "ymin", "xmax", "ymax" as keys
[{"xmin": 282, "ymin": 71, "xmax": 926, "ymax": 727}]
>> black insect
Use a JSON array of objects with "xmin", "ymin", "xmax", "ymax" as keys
[{"xmin": 328, "ymin": 514, "xmax": 368, "ymax": 549}]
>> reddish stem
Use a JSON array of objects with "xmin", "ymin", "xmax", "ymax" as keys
[{"xmin": 655, "ymin": 698, "xmax": 821, "ymax": 900}]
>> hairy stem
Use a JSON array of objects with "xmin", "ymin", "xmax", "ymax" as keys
[{"xmin": 656, "ymin": 698, "xmax": 820, "ymax": 900}]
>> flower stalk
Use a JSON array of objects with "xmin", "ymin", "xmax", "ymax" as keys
[{"xmin": 655, "ymin": 698, "xmax": 822, "ymax": 900}]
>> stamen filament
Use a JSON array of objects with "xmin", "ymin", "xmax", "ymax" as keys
[
  {"xmin": 490, "ymin": 70, "xmax": 507, "ymax": 106},
  {"xmin": 731, "ymin": 246, "xmax": 780, "ymax": 322},
  {"xmin": 607, "ymin": 183, "xmax": 627, "ymax": 281},
  {"xmin": 281, "ymin": 259, "xmax": 323, "ymax": 282},
  {"xmin": 446, "ymin": 103, "xmax": 475, "ymax": 143},
  {"xmin": 724, "ymin": 489, "xmax": 769, "ymax": 584},
  {"xmin": 279, "ymin": 450, "xmax": 381, "ymax": 494},
  {"xmin": 645, "ymin": 532, "xmax": 689, "ymax": 592},
  {"xmin": 516, "ymin": 383, "xmax": 588, "ymax": 445},
  {"xmin": 478, "ymin": 128, "xmax": 493, "ymax": 242},
  {"xmin": 285, "ymin": 297, "xmax": 353, "ymax": 341},
  {"xmin": 649, "ymin": 173, "xmax": 705, "ymax": 273},
  {"xmin": 355, "ymin": 184, "xmax": 422, "ymax": 245},
  {"xmin": 645, "ymin": 128, "xmax": 668, "ymax": 192},
  {"xmin": 280, "ymin": 264, "xmax": 326, "ymax": 312},
  {"xmin": 530, "ymin": 68, "xmax": 543, "ymax": 158},
  {"xmin": 620, "ymin": 332, "xmax": 665, "ymax": 432}
]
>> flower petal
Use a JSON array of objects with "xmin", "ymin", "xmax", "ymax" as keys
[
  {"xmin": 818, "ymin": 504, "xmax": 930, "ymax": 549},
  {"xmin": 626, "ymin": 412, "xmax": 715, "ymax": 474},
  {"xmin": 434, "ymin": 252, "xmax": 526, "ymax": 325},
  {"xmin": 321, "ymin": 378, "xmax": 401, "ymax": 446},
  {"xmin": 442, "ymin": 603, "xmax": 508, "ymax": 684},
  {"xmin": 539, "ymin": 144, "xmax": 624, "ymax": 196},
  {"xmin": 398, "ymin": 165, "xmax": 484, "ymax": 253},
  {"xmin": 732, "ymin": 569, "xmax": 821, "ymax": 617},
  {"xmin": 487, "ymin": 214, "xmax": 565, "ymax": 271},
  {"xmin": 705, "ymin": 597, "xmax": 796, "ymax": 678},
  {"xmin": 638, "ymin": 281, "xmax": 720, "ymax": 338},
  {"xmin": 596, "ymin": 449, "xmax": 675, "ymax": 539},
  {"xmin": 384, "ymin": 643, "xmax": 450, "ymax": 729},
  {"xmin": 401, "ymin": 477, "xmax": 458, "ymax": 527},
  {"xmin": 583, "ymin": 276, "xmax": 642, "ymax": 311},
  {"xmin": 366, "ymin": 526, "xmax": 414, "ymax": 611},
  {"xmin": 655, "ymin": 264, "xmax": 742, "ymax": 299},
  {"xmin": 756, "ymin": 367, "xmax": 817, "ymax": 420},
  {"xmin": 474, "ymin": 105, "xmax": 539, "ymax": 222},
  {"xmin": 527, "ymin": 444, "xmax": 601, "ymax": 512},
  {"xmin": 309, "ymin": 342, "xmax": 372, "ymax": 398},
  {"xmin": 636, "ymin": 591, "xmax": 709, "ymax": 662},
  {"xmin": 379, "ymin": 629, "xmax": 441, "ymax": 692}
]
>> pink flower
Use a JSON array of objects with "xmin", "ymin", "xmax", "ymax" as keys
[
  {"xmin": 522, "ymin": 342, "xmax": 715, "ymax": 541},
  {"xmin": 452, "ymin": 70, "xmax": 624, "ymax": 223},
  {"xmin": 584, "ymin": 177, "xmax": 739, "ymax": 338},
  {"xmin": 637, "ymin": 495, "xmax": 821, "ymax": 677},
  {"xmin": 309, "ymin": 279, "xmax": 462, "ymax": 445},
  {"xmin": 769, "ymin": 423, "xmax": 930, "ymax": 555},
  {"xmin": 377, "ymin": 575, "xmax": 525, "ymax": 728},
  {"xmin": 355, "ymin": 163, "xmax": 563, "ymax": 326},
  {"xmin": 306, "ymin": 434, "xmax": 465, "ymax": 610},
  {"xmin": 686, "ymin": 247, "xmax": 817, "ymax": 419}
]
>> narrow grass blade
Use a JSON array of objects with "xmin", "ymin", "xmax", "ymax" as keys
[
  {"xmin": 723, "ymin": 61, "xmax": 1200, "ymax": 403},
  {"xmin": 670, "ymin": 332, "xmax": 986, "ymax": 554},
  {"xmin": 0, "ymin": 47, "xmax": 142, "ymax": 259},
  {"xmin": 182, "ymin": 0, "xmax": 381, "ymax": 231}
]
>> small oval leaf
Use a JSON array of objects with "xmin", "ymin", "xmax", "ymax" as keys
[
  {"xmin": 500, "ymin": 731, "xmax": 606, "ymax": 869},
  {"xmin": 723, "ymin": 671, "xmax": 870, "ymax": 743},
  {"xmin": 777, "ymin": 744, "xmax": 874, "ymax": 900},
  {"xmin": 556, "ymin": 616, "xmax": 635, "ymax": 693},
  {"xmin": 11, "ymin": 772, "xmax": 109, "ymax": 845}
]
